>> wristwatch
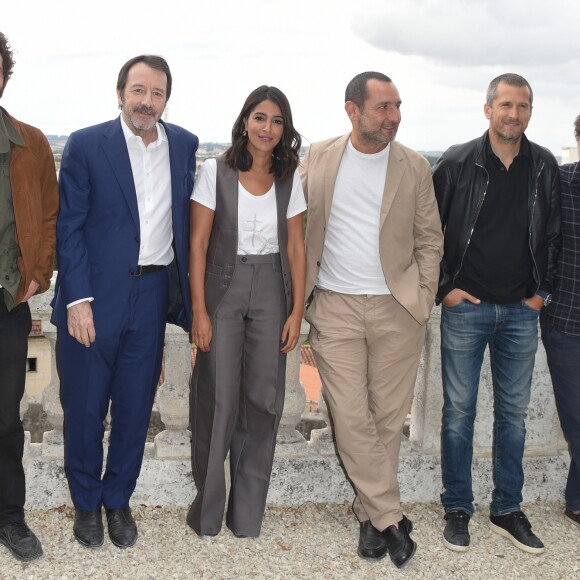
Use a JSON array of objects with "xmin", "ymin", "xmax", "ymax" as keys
[{"xmin": 536, "ymin": 290, "xmax": 552, "ymax": 307}]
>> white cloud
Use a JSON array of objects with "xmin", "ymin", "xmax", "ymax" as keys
[{"xmin": 351, "ymin": 0, "xmax": 579, "ymax": 66}]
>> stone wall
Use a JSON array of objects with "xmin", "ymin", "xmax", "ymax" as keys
[{"xmin": 22, "ymin": 282, "xmax": 569, "ymax": 509}]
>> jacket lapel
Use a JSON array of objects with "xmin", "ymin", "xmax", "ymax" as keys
[
  {"xmin": 101, "ymin": 118, "xmax": 140, "ymax": 231},
  {"xmin": 322, "ymin": 135, "xmax": 350, "ymax": 224},
  {"xmin": 163, "ymin": 121, "xmax": 180, "ymax": 233},
  {"xmin": 380, "ymin": 141, "xmax": 405, "ymax": 229}
]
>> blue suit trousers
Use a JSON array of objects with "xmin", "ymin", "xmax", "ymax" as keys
[{"xmin": 58, "ymin": 269, "xmax": 168, "ymax": 511}]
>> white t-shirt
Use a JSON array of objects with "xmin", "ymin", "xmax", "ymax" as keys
[
  {"xmin": 192, "ymin": 158, "xmax": 306, "ymax": 255},
  {"xmin": 318, "ymin": 140, "xmax": 391, "ymax": 294}
]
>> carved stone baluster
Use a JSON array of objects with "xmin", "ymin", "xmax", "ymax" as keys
[
  {"xmin": 39, "ymin": 324, "xmax": 65, "ymax": 458},
  {"xmin": 309, "ymin": 385, "xmax": 337, "ymax": 456},
  {"xmin": 154, "ymin": 326, "xmax": 192, "ymax": 458},
  {"xmin": 276, "ymin": 320, "xmax": 309, "ymax": 457}
]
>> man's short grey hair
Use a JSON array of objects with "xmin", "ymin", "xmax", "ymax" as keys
[
  {"xmin": 574, "ymin": 113, "xmax": 580, "ymax": 138},
  {"xmin": 486, "ymin": 73, "xmax": 533, "ymax": 106}
]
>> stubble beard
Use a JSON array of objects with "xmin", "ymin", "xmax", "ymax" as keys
[
  {"xmin": 494, "ymin": 126, "xmax": 524, "ymax": 143},
  {"xmin": 359, "ymin": 112, "xmax": 397, "ymax": 147},
  {"xmin": 359, "ymin": 124, "xmax": 396, "ymax": 147}
]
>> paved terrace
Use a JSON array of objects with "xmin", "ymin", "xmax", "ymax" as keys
[{"xmin": 2, "ymin": 280, "xmax": 576, "ymax": 577}]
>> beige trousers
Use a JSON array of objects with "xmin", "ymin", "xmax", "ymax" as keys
[{"xmin": 306, "ymin": 288, "xmax": 425, "ymax": 531}]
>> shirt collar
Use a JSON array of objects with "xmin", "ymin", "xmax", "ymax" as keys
[
  {"xmin": 119, "ymin": 114, "xmax": 167, "ymax": 146},
  {"xmin": 0, "ymin": 107, "xmax": 25, "ymax": 155},
  {"xmin": 485, "ymin": 131, "xmax": 530, "ymax": 161}
]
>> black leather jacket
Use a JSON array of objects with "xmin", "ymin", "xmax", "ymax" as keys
[{"xmin": 432, "ymin": 132, "xmax": 561, "ymax": 302}]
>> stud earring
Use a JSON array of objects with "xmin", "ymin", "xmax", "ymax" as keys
[{"xmin": 243, "ymin": 130, "xmax": 247, "ymax": 137}]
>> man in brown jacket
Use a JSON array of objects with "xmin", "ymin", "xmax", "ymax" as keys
[{"xmin": 0, "ymin": 32, "xmax": 58, "ymax": 562}]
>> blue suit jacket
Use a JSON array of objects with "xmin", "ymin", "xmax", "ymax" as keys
[{"xmin": 51, "ymin": 117, "xmax": 198, "ymax": 333}]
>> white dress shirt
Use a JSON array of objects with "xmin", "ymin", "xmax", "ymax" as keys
[{"xmin": 121, "ymin": 115, "xmax": 173, "ymax": 266}]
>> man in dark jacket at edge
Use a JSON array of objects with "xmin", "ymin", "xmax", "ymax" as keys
[
  {"xmin": 540, "ymin": 114, "xmax": 580, "ymax": 529},
  {"xmin": 432, "ymin": 73, "xmax": 561, "ymax": 555},
  {"xmin": 0, "ymin": 32, "xmax": 59, "ymax": 562}
]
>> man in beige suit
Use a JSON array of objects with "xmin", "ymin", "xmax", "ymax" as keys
[{"xmin": 301, "ymin": 71, "xmax": 443, "ymax": 569}]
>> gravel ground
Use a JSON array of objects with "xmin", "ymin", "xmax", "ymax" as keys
[{"xmin": 0, "ymin": 502, "xmax": 578, "ymax": 579}]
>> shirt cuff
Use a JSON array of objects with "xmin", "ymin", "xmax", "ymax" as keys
[{"xmin": 66, "ymin": 297, "xmax": 94, "ymax": 309}]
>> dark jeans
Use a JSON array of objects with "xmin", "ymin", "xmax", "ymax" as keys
[
  {"xmin": 540, "ymin": 313, "xmax": 580, "ymax": 512},
  {"xmin": 0, "ymin": 298, "xmax": 31, "ymax": 525},
  {"xmin": 441, "ymin": 300, "xmax": 539, "ymax": 516}
]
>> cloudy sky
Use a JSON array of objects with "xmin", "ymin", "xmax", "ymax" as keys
[{"xmin": 3, "ymin": 0, "xmax": 579, "ymax": 156}]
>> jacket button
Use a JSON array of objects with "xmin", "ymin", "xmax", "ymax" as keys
[
  {"xmin": 316, "ymin": 261, "xmax": 321, "ymax": 267},
  {"xmin": 5, "ymin": 275, "xmax": 9, "ymax": 280},
  {"xmin": 128, "ymin": 269, "xmax": 133, "ymax": 274},
  {"xmin": 241, "ymin": 257, "xmax": 247, "ymax": 263},
  {"xmin": 134, "ymin": 236, "xmax": 140, "ymax": 243}
]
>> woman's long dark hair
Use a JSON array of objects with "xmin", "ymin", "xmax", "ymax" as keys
[{"xmin": 224, "ymin": 85, "xmax": 301, "ymax": 181}]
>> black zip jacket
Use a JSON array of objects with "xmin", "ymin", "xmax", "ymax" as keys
[{"xmin": 432, "ymin": 132, "xmax": 561, "ymax": 303}]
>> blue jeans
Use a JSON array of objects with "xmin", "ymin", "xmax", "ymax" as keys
[
  {"xmin": 441, "ymin": 300, "xmax": 539, "ymax": 516},
  {"xmin": 540, "ymin": 314, "xmax": 580, "ymax": 512}
]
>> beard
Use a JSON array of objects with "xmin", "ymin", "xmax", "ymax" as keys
[
  {"xmin": 358, "ymin": 117, "xmax": 398, "ymax": 146},
  {"xmin": 494, "ymin": 126, "xmax": 524, "ymax": 143},
  {"xmin": 124, "ymin": 105, "xmax": 158, "ymax": 132}
]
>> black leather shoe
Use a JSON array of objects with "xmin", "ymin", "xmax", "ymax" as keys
[
  {"xmin": 399, "ymin": 514, "xmax": 413, "ymax": 535},
  {"xmin": 358, "ymin": 520, "xmax": 388, "ymax": 560},
  {"xmin": 105, "ymin": 507, "xmax": 137, "ymax": 548},
  {"xmin": 0, "ymin": 521, "xmax": 43, "ymax": 561},
  {"xmin": 383, "ymin": 520, "xmax": 417, "ymax": 569},
  {"xmin": 357, "ymin": 516, "xmax": 413, "ymax": 560},
  {"xmin": 73, "ymin": 509, "xmax": 104, "ymax": 548}
]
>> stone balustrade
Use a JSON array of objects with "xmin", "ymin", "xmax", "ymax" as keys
[{"xmin": 22, "ymin": 282, "xmax": 569, "ymax": 509}]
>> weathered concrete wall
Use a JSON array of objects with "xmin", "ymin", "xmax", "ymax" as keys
[{"xmin": 22, "ymin": 282, "xmax": 568, "ymax": 510}]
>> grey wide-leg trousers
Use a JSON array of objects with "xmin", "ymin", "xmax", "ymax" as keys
[{"xmin": 188, "ymin": 254, "xmax": 287, "ymax": 537}]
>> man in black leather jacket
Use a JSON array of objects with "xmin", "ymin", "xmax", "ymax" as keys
[{"xmin": 432, "ymin": 73, "xmax": 561, "ymax": 555}]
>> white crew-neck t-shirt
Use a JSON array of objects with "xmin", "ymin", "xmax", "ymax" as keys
[{"xmin": 318, "ymin": 140, "xmax": 391, "ymax": 294}]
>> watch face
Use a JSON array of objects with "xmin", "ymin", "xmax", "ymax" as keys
[{"xmin": 544, "ymin": 294, "xmax": 552, "ymax": 307}]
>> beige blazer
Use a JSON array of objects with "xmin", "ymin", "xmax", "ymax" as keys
[{"xmin": 300, "ymin": 134, "xmax": 443, "ymax": 325}]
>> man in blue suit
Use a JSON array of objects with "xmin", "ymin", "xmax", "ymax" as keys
[{"xmin": 51, "ymin": 55, "xmax": 198, "ymax": 549}]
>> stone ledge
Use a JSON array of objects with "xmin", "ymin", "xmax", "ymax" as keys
[{"xmin": 23, "ymin": 443, "xmax": 568, "ymax": 509}]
